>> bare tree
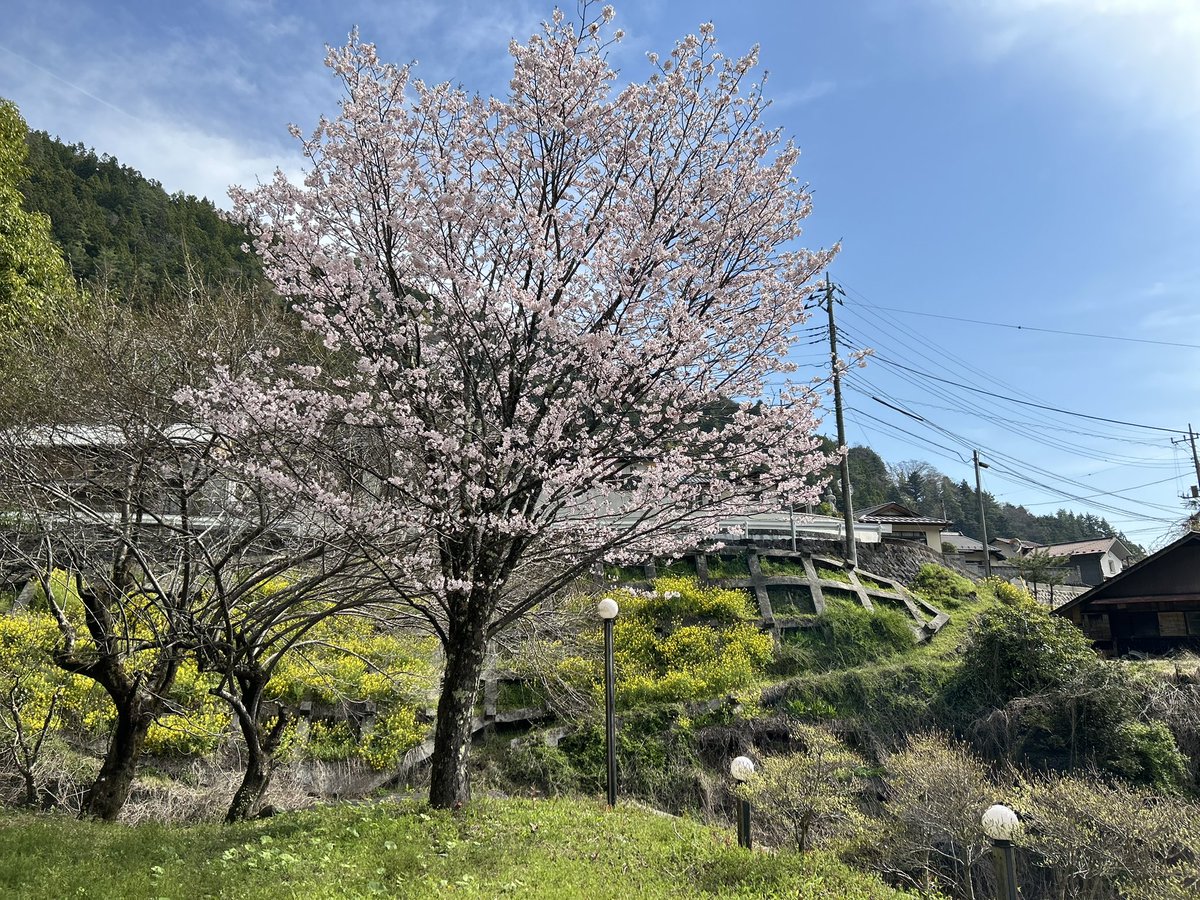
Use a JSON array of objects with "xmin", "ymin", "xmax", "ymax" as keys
[
  {"xmin": 0, "ymin": 289, "xmax": 392, "ymax": 820},
  {"xmin": 1012, "ymin": 550, "xmax": 1069, "ymax": 604},
  {"xmin": 0, "ymin": 674, "xmax": 60, "ymax": 806}
]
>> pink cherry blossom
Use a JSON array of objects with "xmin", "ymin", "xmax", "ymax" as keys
[{"xmin": 189, "ymin": 5, "xmax": 837, "ymax": 808}]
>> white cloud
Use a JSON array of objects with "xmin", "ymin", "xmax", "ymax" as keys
[
  {"xmin": 92, "ymin": 117, "xmax": 304, "ymax": 205},
  {"xmin": 0, "ymin": 37, "xmax": 305, "ymax": 205},
  {"xmin": 770, "ymin": 79, "xmax": 836, "ymax": 110},
  {"xmin": 944, "ymin": 0, "xmax": 1200, "ymax": 136}
]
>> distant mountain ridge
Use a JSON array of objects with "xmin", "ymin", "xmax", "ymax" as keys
[{"xmin": 837, "ymin": 443, "xmax": 1145, "ymax": 557}]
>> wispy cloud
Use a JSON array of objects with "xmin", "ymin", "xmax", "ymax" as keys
[
  {"xmin": 939, "ymin": 0, "xmax": 1200, "ymax": 138},
  {"xmin": 770, "ymin": 79, "xmax": 836, "ymax": 110}
]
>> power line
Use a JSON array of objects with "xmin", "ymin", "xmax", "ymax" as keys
[
  {"xmin": 1019, "ymin": 474, "xmax": 1182, "ymax": 506},
  {"xmin": 823, "ymin": 279, "xmax": 1188, "ymax": 532},
  {"xmin": 840, "ymin": 283, "xmax": 1109, "ymax": 423},
  {"xmin": 840, "ymin": 282, "xmax": 1185, "ymax": 451},
  {"xmin": 835, "ymin": 312, "xmax": 1173, "ymax": 455},
  {"xmin": 847, "ymin": 380, "xmax": 1184, "ymax": 518},
  {"xmin": 840, "ymin": 357, "xmax": 1179, "ymax": 476},
  {"xmin": 842, "ymin": 365, "xmax": 1175, "ymax": 465},
  {"xmin": 850, "ymin": 302, "xmax": 1200, "ymax": 351},
  {"xmin": 865, "ymin": 353, "xmax": 1186, "ymax": 435},
  {"xmin": 850, "ymin": 400, "xmax": 1178, "ymax": 524}
]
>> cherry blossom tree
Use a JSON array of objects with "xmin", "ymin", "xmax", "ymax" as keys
[{"xmin": 195, "ymin": 4, "xmax": 837, "ymax": 808}]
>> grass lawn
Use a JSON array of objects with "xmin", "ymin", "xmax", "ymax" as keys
[{"xmin": 0, "ymin": 797, "xmax": 918, "ymax": 899}]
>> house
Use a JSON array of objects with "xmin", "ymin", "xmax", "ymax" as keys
[
  {"xmin": 856, "ymin": 502, "xmax": 949, "ymax": 552},
  {"xmin": 3, "ymin": 423, "xmax": 232, "ymax": 524},
  {"xmin": 1054, "ymin": 531, "xmax": 1200, "ymax": 656},
  {"xmin": 1036, "ymin": 538, "xmax": 1135, "ymax": 587},
  {"xmin": 941, "ymin": 531, "xmax": 1005, "ymax": 568}
]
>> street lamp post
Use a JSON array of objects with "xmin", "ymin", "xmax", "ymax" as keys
[
  {"xmin": 981, "ymin": 803, "xmax": 1020, "ymax": 900},
  {"xmin": 597, "ymin": 596, "xmax": 619, "ymax": 808},
  {"xmin": 730, "ymin": 756, "xmax": 755, "ymax": 849}
]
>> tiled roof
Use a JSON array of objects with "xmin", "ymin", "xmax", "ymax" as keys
[
  {"xmin": 942, "ymin": 532, "xmax": 984, "ymax": 551},
  {"xmin": 1054, "ymin": 531, "xmax": 1200, "ymax": 616},
  {"xmin": 1039, "ymin": 538, "xmax": 1125, "ymax": 558},
  {"xmin": 856, "ymin": 503, "xmax": 950, "ymax": 527}
]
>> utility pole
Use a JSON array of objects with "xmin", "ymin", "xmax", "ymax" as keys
[
  {"xmin": 823, "ymin": 276, "xmax": 857, "ymax": 568},
  {"xmin": 1188, "ymin": 424, "xmax": 1200, "ymax": 496},
  {"xmin": 974, "ymin": 450, "xmax": 991, "ymax": 579},
  {"xmin": 1171, "ymin": 425, "xmax": 1200, "ymax": 523}
]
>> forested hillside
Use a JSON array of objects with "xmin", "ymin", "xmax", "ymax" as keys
[
  {"xmin": 841, "ymin": 444, "xmax": 1144, "ymax": 555},
  {"xmin": 17, "ymin": 130, "xmax": 263, "ymax": 301}
]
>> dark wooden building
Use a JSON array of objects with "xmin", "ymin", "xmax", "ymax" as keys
[
  {"xmin": 1038, "ymin": 537, "xmax": 1134, "ymax": 587},
  {"xmin": 1054, "ymin": 531, "xmax": 1200, "ymax": 656}
]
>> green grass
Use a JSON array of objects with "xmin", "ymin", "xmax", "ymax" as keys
[
  {"xmin": 768, "ymin": 580, "xmax": 999, "ymax": 732},
  {"xmin": 706, "ymin": 556, "xmax": 750, "ymax": 579},
  {"xmin": 766, "ymin": 585, "xmax": 815, "ymax": 618},
  {"xmin": 604, "ymin": 563, "xmax": 649, "ymax": 583},
  {"xmin": 815, "ymin": 566, "xmax": 851, "ymax": 584},
  {"xmin": 757, "ymin": 557, "xmax": 806, "ymax": 577},
  {"xmin": 855, "ymin": 574, "xmax": 890, "ymax": 592},
  {"xmin": 823, "ymin": 588, "xmax": 859, "ymax": 604},
  {"xmin": 657, "ymin": 557, "xmax": 698, "ymax": 576},
  {"xmin": 0, "ymin": 798, "xmax": 916, "ymax": 899},
  {"xmin": 495, "ymin": 681, "xmax": 545, "ymax": 712}
]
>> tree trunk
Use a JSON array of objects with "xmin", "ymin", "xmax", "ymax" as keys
[
  {"xmin": 224, "ymin": 694, "xmax": 289, "ymax": 824},
  {"xmin": 20, "ymin": 769, "xmax": 37, "ymax": 808},
  {"xmin": 428, "ymin": 625, "xmax": 489, "ymax": 809},
  {"xmin": 80, "ymin": 697, "xmax": 154, "ymax": 820},
  {"xmin": 226, "ymin": 748, "xmax": 272, "ymax": 824}
]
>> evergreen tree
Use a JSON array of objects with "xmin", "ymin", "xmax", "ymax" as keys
[
  {"xmin": 18, "ymin": 128, "xmax": 263, "ymax": 303},
  {"xmin": 0, "ymin": 99, "xmax": 75, "ymax": 328}
]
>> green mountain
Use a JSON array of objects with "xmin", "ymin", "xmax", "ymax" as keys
[
  {"xmin": 834, "ymin": 443, "xmax": 1146, "ymax": 556},
  {"xmin": 18, "ymin": 129, "xmax": 263, "ymax": 302}
]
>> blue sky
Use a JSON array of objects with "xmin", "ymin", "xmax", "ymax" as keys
[{"xmin": 3, "ymin": 0, "xmax": 1198, "ymax": 548}]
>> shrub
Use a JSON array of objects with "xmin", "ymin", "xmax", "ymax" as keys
[
  {"xmin": 736, "ymin": 723, "xmax": 867, "ymax": 852},
  {"xmin": 554, "ymin": 708, "xmax": 706, "ymax": 811},
  {"xmin": 948, "ymin": 593, "xmax": 1095, "ymax": 709},
  {"xmin": 265, "ymin": 618, "xmax": 436, "ymax": 767},
  {"xmin": 501, "ymin": 739, "xmax": 582, "ymax": 795},
  {"xmin": 1015, "ymin": 771, "xmax": 1200, "ymax": 900},
  {"xmin": 1106, "ymin": 720, "xmax": 1189, "ymax": 789},
  {"xmin": 981, "ymin": 577, "xmax": 1033, "ymax": 606},
  {"xmin": 946, "ymin": 598, "xmax": 1189, "ymax": 788},
  {"xmin": 774, "ymin": 658, "xmax": 955, "ymax": 741},
  {"xmin": 0, "ymin": 609, "xmax": 111, "ymax": 741},
  {"xmin": 144, "ymin": 661, "xmax": 228, "ymax": 757},
  {"xmin": 560, "ymin": 578, "xmax": 773, "ymax": 709},
  {"xmin": 360, "ymin": 706, "xmax": 425, "ymax": 771},
  {"xmin": 910, "ymin": 564, "xmax": 975, "ymax": 609},
  {"xmin": 797, "ymin": 600, "xmax": 916, "ymax": 670},
  {"xmin": 867, "ymin": 733, "xmax": 994, "ymax": 899}
]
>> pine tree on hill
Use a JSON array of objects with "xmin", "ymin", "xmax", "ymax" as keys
[
  {"xmin": 17, "ymin": 127, "xmax": 264, "ymax": 303},
  {"xmin": 824, "ymin": 442, "xmax": 1145, "ymax": 556}
]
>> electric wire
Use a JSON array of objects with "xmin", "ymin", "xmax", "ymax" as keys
[
  {"xmin": 843, "ymin": 302, "xmax": 1200, "ymax": 351},
  {"xmin": 805, "ymin": 278, "xmax": 1190, "ymax": 539}
]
